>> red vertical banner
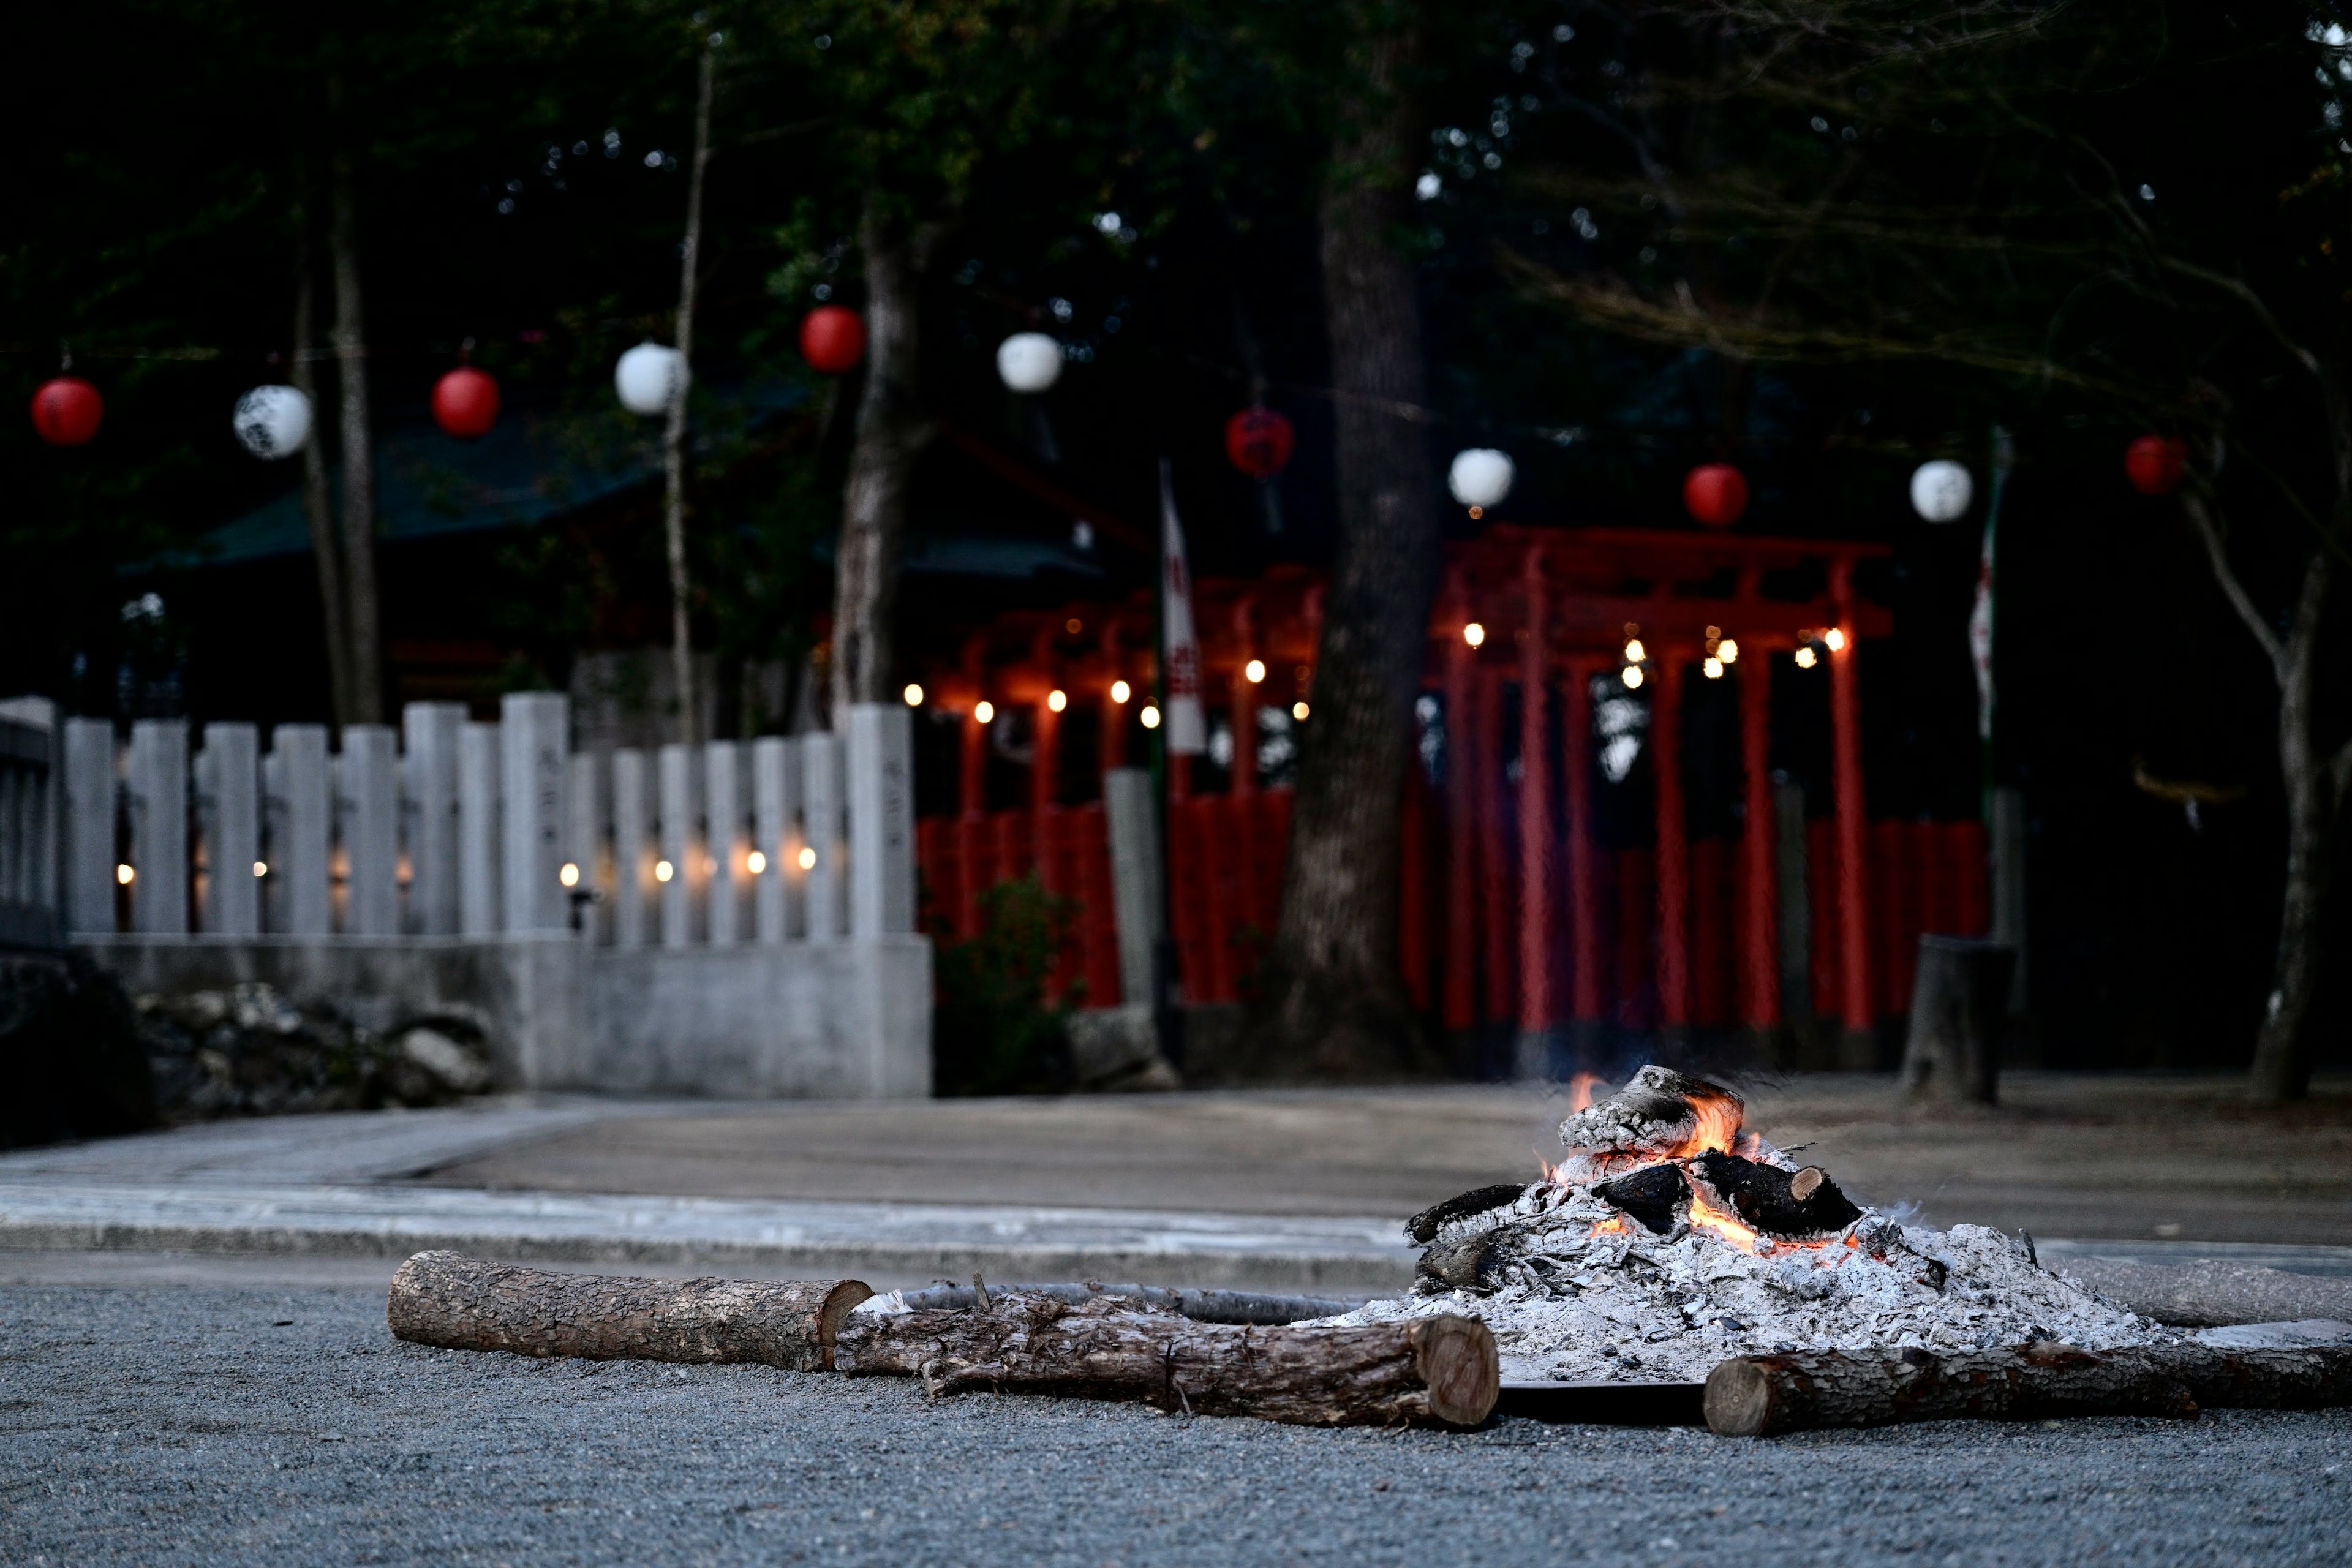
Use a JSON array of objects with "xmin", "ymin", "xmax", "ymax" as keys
[
  {"xmin": 1564, "ymin": 658, "xmax": 1601, "ymax": 1027},
  {"xmin": 1828, "ymin": 559, "xmax": 1872, "ymax": 1035},
  {"xmin": 1738, "ymin": 655, "xmax": 1779, "ymax": 1029},
  {"xmin": 1517, "ymin": 548, "xmax": 1553, "ymax": 1044},
  {"xmin": 1441, "ymin": 577, "xmax": 1480, "ymax": 1034},
  {"xmin": 1653, "ymin": 658, "xmax": 1691, "ymax": 1028},
  {"xmin": 1476, "ymin": 666, "xmax": 1514, "ymax": 1025}
]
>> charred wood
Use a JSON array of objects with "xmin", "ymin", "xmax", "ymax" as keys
[
  {"xmin": 1593, "ymin": 1164, "xmax": 1687, "ymax": 1235},
  {"xmin": 837, "ymin": 1292, "xmax": 1499, "ymax": 1427},
  {"xmin": 1416, "ymin": 1229, "xmax": 1514, "ymax": 1294},
  {"xmin": 1692, "ymin": 1153, "xmax": 1863, "ymax": 1238},
  {"xmin": 1704, "ymin": 1341, "xmax": 2352, "ymax": 1436},
  {"xmin": 386, "ymin": 1251, "xmax": 872, "ymax": 1372},
  {"xmin": 1405, "ymin": 1183, "xmax": 1533, "ymax": 1243}
]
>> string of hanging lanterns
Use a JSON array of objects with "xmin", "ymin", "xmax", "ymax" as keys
[{"xmin": 30, "ymin": 375, "xmax": 104, "ymax": 447}]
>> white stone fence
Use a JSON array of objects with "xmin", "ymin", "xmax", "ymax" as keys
[{"xmin": 0, "ymin": 693, "xmax": 930, "ymax": 1099}]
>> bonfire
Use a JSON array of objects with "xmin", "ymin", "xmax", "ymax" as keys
[{"xmin": 1321, "ymin": 1066, "xmax": 2168, "ymax": 1385}]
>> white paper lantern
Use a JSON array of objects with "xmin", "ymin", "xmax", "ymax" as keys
[
  {"xmin": 232, "ymin": 385, "xmax": 312, "ymax": 459},
  {"xmin": 1447, "ymin": 448, "xmax": 1515, "ymax": 510},
  {"xmin": 614, "ymin": 341, "xmax": 688, "ymax": 416},
  {"xmin": 995, "ymin": 332, "xmax": 1064, "ymax": 394},
  {"xmin": 1910, "ymin": 459, "xmax": 1973, "ymax": 523}
]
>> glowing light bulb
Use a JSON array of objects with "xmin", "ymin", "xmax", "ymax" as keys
[
  {"xmin": 252, "ymin": 861, "xmax": 268, "ymax": 878},
  {"xmin": 559, "ymin": 862, "xmax": 581, "ymax": 888},
  {"xmin": 1292, "ymin": 701, "xmax": 1310, "ymax": 720},
  {"xmin": 1624, "ymin": 638, "xmax": 1646, "ymax": 663},
  {"xmin": 1245, "ymin": 658, "xmax": 1266, "ymax": 684},
  {"xmin": 1622, "ymin": 666, "xmax": 1645, "ymax": 690},
  {"xmin": 116, "ymin": 863, "xmax": 135, "ymax": 886},
  {"xmin": 1140, "ymin": 704, "xmax": 1161, "ymax": 729},
  {"xmin": 1066, "ymin": 617, "xmax": 1082, "ymax": 635},
  {"xmin": 903, "ymin": 683, "xmax": 924, "ymax": 706},
  {"xmin": 654, "ymin": 859, "xmax": 675, "ymax": 883},
  {"xmin": 1463, "ymin": 622, "xmax": 1486, "ymax": 649},
  {"xmin": 746, "ymin": 851, "xmax": 767, "ymax": 875},
  {"xmin": 1703, "ymin": 657, "xmax": 1724, "ymax": 680},
  {"xmin": 1717, "ymin": 639, "xmax": 1739, "ymax": 665},
  {"xmin": 1824, "ymin": 627, "xmax": 1847, "ymax": 652},
  {"xmin": 797, "ymin": 845, "xmax": 817, "ymax": 870},
  {"xmin": 1467, "ymin": 504, "xmax": 1484, "ymax": 520},
  {"xmin": 974, "ymin": 699, "xmax": 996, "ymax": 724},
  {"xmin": 1047, "ymin": 689, "xmax": 1068, "ymax": 713},
  {"xmin": 1110, "ymin": 680, "xmax": 1131, "ymax": 704},
  {"xmin": 1795, "ymin": 647, "xmax": 1818, "ymax": 669}
]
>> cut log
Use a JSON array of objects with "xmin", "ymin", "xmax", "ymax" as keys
[
  {"xmin": 1416, "ymin": 1229, "xmax": 1513, "ymax": 1293},
  {"xmin": 1405, "ymin": 1183, "xmax": 1533, "ymax": 1243},
  {"xmin": 891, "ymin": 1281, "xmax": 1363, "ymax": 1326},
  {"xmin": 386, "ymin": 1251, "xmax": 872, "ymax": 1372},
  {"xmin": 837, "ymin": 1292, "xmax": 1499, "ymax": 1427},
  {"xmin": 1899, "ymin": 935, "xmax": 2016, "ymax": 1106},
  {"xmin": 1691, "ymin": 1152, "xmax": 1863, "ymax": 1238},
  {"xmin": 1704, "ymin": 1340, "xmax": 2352, "ymax": 1436}
]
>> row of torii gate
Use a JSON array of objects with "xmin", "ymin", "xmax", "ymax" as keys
[{"xmin": 917, "ymin": 523, "xmax": 1906, "ymax": 1045}]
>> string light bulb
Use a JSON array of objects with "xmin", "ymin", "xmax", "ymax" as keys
[
  {"xmin": 1292, "ymin": 701, "xmax": 1310, "ymax": 720},
  {"xmin": 1623, "ymin": 638, "xmax": 1646, "ymax": 664},
  {"xmin": 252, "ymin": 861, "xmax": 268, "ymax": 878},
  {"xmin": 1463, "ymin": 622, "xmax": 1485, "ymax": 649},
  {"xmin": 1717, "ymin": 639, "xmax": 1739, "ymax": 665},
  {"xmin": 1244, "ymin": 659, "xmax": 1266, "ymax": 684},
  {"xmin": 974, "ymin": 699, "xmax": 996, "ymax": 724},
  {"xmin": 1622, "ymin": 666, "xmax": 1645, "ymax": 690},
  {"xmin": 747, "ymin": 851, "xmax": 767, "ymax": 875},
  {"xmin": 1795, "ymin": 647, "xmax": 1819, "ymax": 669},
  {"xmin": 1824, "ymin": 627, "xmax": 1847, "ymax": 652},
  {"xmin": 1140, "ymin": 704, "xmax": 1161, "ymax": 729},
  {"xmin": 797, "ymin": 845, "xmax": 817, "ymax": 870},
  {"xmin": 116, "ymin": 863, "xmax": 135, "ymax": 886},
  {"xmin": 654, "ymin": 859, "xmax": 675, "ymax": 883},
  {"xmin": 1110, "ymin": 679, "xmax": 1131, "ymax": 704},
  {"xmin": 559, "ymin": 862, "xmax": 581, "ymax": 888},
  {"xmin": 1703, "ymin": 658, "xmax": 1724, "ymax": 680},
  {"xmin": 1047, "ymin": 689, "xmax": 1068, "ymax": 713},
  {"xmin": 903, "ymin": 683, "xmax": 924, "ymax": 706}
]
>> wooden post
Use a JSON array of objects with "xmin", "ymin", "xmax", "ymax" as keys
[
  {"xmin": 1440, "ymin": 575, "xmax": 1477, "ymax": 1035},
  {"xmin": 1740, "ymin": 654, "xmax": 1779, "ymax": 1031},
  {"xmin": 1515, "ymin": 548, "xmax": 1553, "ymax": 1075},
  {"xmin": 1564, "ymin": 657, "xmax": 1601, "ymax": 1031},
  {"xmin": 1653, "ymin": 658, "xmax": 1690, "ymax": 1031},
  {"xmin": 1828, "ymin": 557, "xmax": 1872, "ymax": 1060},
  {"xmin": 1476, "ymin": 665, "xmax": 1512, "ymax": 1025},
  {"xmin": 1899, "ymin": 936, "xmax": 2016, "ymax": 1105}
]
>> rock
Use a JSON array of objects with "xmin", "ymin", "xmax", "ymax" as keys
[
  {"xmin": 1065, "ymin": 1006, "xmax": 1182, "ymax": 1092},
  {"xmin": 396, "ymin": 1027, "xmax": 492, "ymax": 1094},
  {"xmin": 135, "ymin": 983, "xmax": 496, "ymax": 1122}
]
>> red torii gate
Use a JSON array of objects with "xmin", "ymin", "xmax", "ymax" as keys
[{"xmin": 914, "ymin": 524, "xmax": 1917, "ymax": 1044}]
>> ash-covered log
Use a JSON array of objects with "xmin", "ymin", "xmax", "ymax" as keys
[
  {"xmin": 1417, "ymin": 1229, "xmax": 1514, "ymax": 1293},
  {"xmin": 386, "ymin": 1251, "xmax": 872, "ymax": 1371},
  {"xmin": 1691, "ymin": 1152, "xmax": 1863, "ymax": 1238},
  {"xmin": 838, "ymin": 1292, "xmax": 1499, "ymax": 1427},
  {"xmin": 1558, "ymin": 1065, "xmax": 1744, "ymax": 1167},
  {"xmin": 1704, "ymin": 1340, "xmax": 2352, "ymax": 1436},
  {"xmin": 1593, "ymin": 1164, "xmax": 1687, "ymax": 1235},
  {"xmin": 1406, "ymin": 1183, "xmax": 1534, "ymax": 1244}
]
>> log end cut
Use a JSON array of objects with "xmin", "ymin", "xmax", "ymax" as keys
[
  {"xmin": 1409, "ymin": 1314, "xmax": 1502, "ymax": 1428},
  {"xmin": 1703, "ymin": 1355, "xmax": 1796, "ymax": 1436}
]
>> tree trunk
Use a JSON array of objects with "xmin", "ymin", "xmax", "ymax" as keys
[
  {"xmin": 325, "ymin": 77, "xmax": 383, "ymax": 726},
  {"xmin": 662, "ymin": 42, "xmax": 716, "ymax": 747},
  {"xmin": 829, "ymin": 203, "xmax": 938, "ymax": 718},
  {"xmin": 386, "ymin": 1251, "xmax": 872, "ymax": 1372},
  {"xmin": 1253, "ymin": 13, "xmax": 1439, "ymax": 1079},
  {"xmin": 1898, "ymin": 935, "xmax": 2016, "ymax": 1106},
  {"xmin": 2248, "ymin": 552, "xmax": 2337, "ymax": 1101},
  {"xmin": 290, "ymin": 211, "xmax": 353, "ymax": 728},
  {"xmin": 837, "ymin": 1291, "xmax": 1498, "ymax": 1428},
  {"xmin": 1705, "ymin": 1340, "xmax": 2352, "ymax": 1436}
]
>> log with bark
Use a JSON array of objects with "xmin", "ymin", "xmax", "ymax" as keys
[
  {"xmin": 837, "ymin": 1291, "xmax": 1499, "ymax": 1427},
  {"xmin": 386, "ymin": 1251, "xmax": 872, "ymax": 1372},
  {"xmin": 1704, "ymin": 1340, "xmax": 2352, "ymax": 1436}
]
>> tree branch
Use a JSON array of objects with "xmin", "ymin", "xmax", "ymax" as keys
[{"xmin": 2179, "ymin": 480, "xmax": 2288, "ymax": 682}]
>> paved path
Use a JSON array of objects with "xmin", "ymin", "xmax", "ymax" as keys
[{"xmin": 5, "ymin": 1280, "xmax": 2348, "ymax": 1567}]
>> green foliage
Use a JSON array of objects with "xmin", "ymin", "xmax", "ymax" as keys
[{"xmin": 931, "ymin": 873, "xmax": 1082, "ymax": 1096}]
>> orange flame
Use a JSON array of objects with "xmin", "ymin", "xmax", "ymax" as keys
[
  {"xmin": 1684, "ymin": 1185, "xmax": 1761, "ymax": 1253},
  {"xmin": 1665, "ymin": 1086, "xmax": 1745, "ymax": 1160},
  {"xmin": 1588, "ymin": 1215, "xmax": 1629, "ymax": 1238},
  {"xmin": 1566, "ymin": 1072, "xmax": 1606, "ymax": 1113}
]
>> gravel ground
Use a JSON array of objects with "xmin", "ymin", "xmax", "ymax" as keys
[{"xmin": 5, "ymin": 1283, "xmax": 2351, "ymax": 1567}]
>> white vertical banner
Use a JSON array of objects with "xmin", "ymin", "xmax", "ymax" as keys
[{"xmin": 1158, "ymin": 461, "xmax": 1207, "ymax": 756}]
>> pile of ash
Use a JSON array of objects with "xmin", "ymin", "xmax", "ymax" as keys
[
  {"xmin": 137, "ymin": 984, "xmax": 494, "ymax": 1120},
  {"xmin": 1321, "ymin": 1065, "xmax": 2169, "ymax": 1384}
]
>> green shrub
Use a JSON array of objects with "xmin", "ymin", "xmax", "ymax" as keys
[{"xmin": 932, "ymin": 873, "xmax": 1083, "ymax": 1095}]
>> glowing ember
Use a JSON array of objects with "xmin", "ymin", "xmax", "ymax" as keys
[
  {"xmin": 1588, "ymin": 1215, "xmax": 1629, "ymax": 1238},
  {"xmin": 1684, "ymin": 1186, "xmax": 1760, "ymax": 1253}
]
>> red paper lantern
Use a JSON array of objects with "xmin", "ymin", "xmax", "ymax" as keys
[
  {"xmin": 799, "ymin": 306, "xmax": 867, "ymax": 375},
  {"xmin": 1683, "ymin": 462, "xmax": 1748, "ymax": 527},
  {"xmin": 2124, "ymin": 434, "xmax": 2186, "ymax": 496},
  {"xmin": 30, "ymin": 377, "xmax": 104, "ymax": 447},
  {"xmin": 432, "ymin": 368, "xmax": 500, "ymax": 439},
  {"xmin": 1224, "ymin": 407, "xmax": 1295, "ymax": 481}
]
